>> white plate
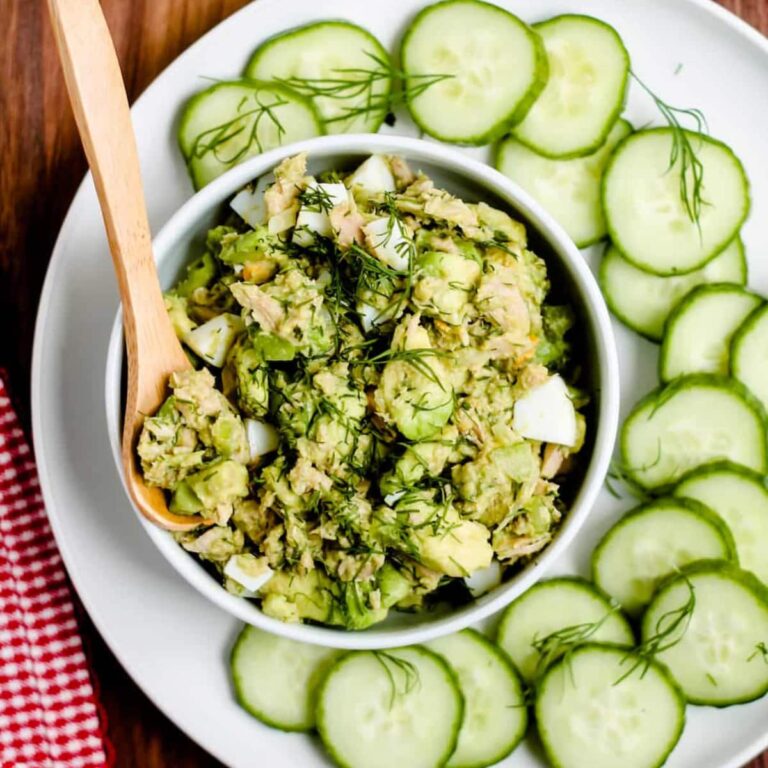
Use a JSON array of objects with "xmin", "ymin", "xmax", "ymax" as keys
[{"xmin": 31, "ymin": 0, "xmax": 768, "ymax": 766}]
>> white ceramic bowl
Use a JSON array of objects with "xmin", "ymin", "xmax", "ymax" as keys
[{"xmin": 105, "ymin": 133, "xmax": 619, "ymax": 649}]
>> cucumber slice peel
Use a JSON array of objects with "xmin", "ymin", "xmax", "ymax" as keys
[
  {"xmin": 316, "ymin": 647, "xmax": 463, "ymax": 768},
  {"xmin": 513, "ymin": 15, "xmax": 630, "ymax": 159},
  {"xmin": 497, "ymin": 119, "xmax": 632, "ymax": 248},
  {"xmin": 535, "ymin": 643, "xmax": 686, "ymax": 768},
  {"xmin": 426, "ymin": 629, "xmax": 527, "ymax": 768},
  {"xmin": 603, "ymin": 127, "xmax": 750, "ymax": 275},
  {"xmin": 591, "ymin": 497, "xmax": 738, "ymax": 617},
  {"xmin": 599, "ymin": 237, "xmax": 747, "ymax": 342},
  {"xmin": 496, "ymin": 576, "xmax": 634, "ymax": 683},
  {"xmin": 674, "ymin": 461, "xmax": 768, "ymax": 586},
  {"xmin": 731, "ymin": 302, "xmax": 768, "ymax": 412},
  {"xmin": 230, "ymin": 625, "xmax": 341, "ymax": 731},
  {"xmin": 245, "ymin": 21, "xmax": 392, "ymax": 134},
  {"xmin": 642, "ymin": 561, "xmax": 768, "ymax": 706},
  {"xmin": 620, "ymin": 374, "xmax": 768, "ymax": 491},
  {"xmin": 401, "ymin": 0, "xmax": 548, "ymax": 145},
  {"xmin": 659, "ymin": 283, "xmax": 761, "ymax": 381},
  {"xmin": 178, "ymin": 80, "xmax": 323, "ymax": 189}
]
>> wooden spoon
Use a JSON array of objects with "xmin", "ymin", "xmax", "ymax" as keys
[{"xmin": 47, "ymin": 0, "xmax": 208, "ymax": 531}]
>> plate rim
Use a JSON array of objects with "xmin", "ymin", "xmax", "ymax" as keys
[{"xmin": 30, "ymin": 0, "xmax": 768, "ymax": 765}]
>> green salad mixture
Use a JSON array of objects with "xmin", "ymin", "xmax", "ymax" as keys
[{"xmin": 137, "ymin": 152, "xmax": 586, "ymax": 630}]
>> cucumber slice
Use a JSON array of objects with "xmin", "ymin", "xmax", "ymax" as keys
[
  {"xmin": 535, "ymin": 643, "xmax": 685, "ymax": 768},
  {"xmin": 497, "ymin": 119, "xmax": 632, "ymax": 248},
  {"xmin": 603, "ymin": 128, "xmax": 750, "ymax": 275},
  {"xmin": 591, "ymin": 498, "xmax": 737, "ymax": 617},
  {"xmin": 496, "ymin": 577, "xmax": 633, "ymax": 683},
  {"xmin": 316, "ymin": 647, "xmax": 463, "ymax": 768},
  {"xmin": 400, "ymin": 0, "xmax": 548, "ymax": 145},
  {"xmin": 245, "ymin": 22, "xmax": 391, "ymax": 134},
  {"xmin": 659, "ymin": 283, "xmax": 761, "ymax": 382},
  {"xmin": 513, "ymin": 15, "xmax": 630, "ymax": 159},
  {"xmin": 621, "ymin": 374, "xmax": 768, "ymax": 491},
  {"xmin": 642, "ymin": 562, "xmax": 768, "ymax": 706},
  {"xmin": 674, "ymin": 461, "xmax": 768, "ymax": 586},
  {"xmin": 600, "ymin": 237, "xmax": 747, "ymax": 342},
  {"xmin": 178, "ymin": 81, "xmax": 322, "ymax": 189},
  {"xmin": 732, "ymin": 303, "xmax": 768, "ymax": 411},
  {"xmin": 230, "ymin": 625, "xmax": 341, "ymax": 731},
  {"xmin": 426, "ymin": 629, "xmax": 527, "ymax": 768}
]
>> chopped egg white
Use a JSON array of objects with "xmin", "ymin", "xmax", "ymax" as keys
[
  {"xmin": 348, "ymin": 155, "xmax": 396, "ymax": 195},
  {"xmin": 363, "ymin": 216, "xmax": 411, "ymax": 272},
  {"xmin": 230, "ymin": 183, "xmax": 267, "ymax": 228},
  {"xmin": 293, "ymin": 209, "xmax": 332, "ymax": 246},
  {"xmin": 245, "ymin": 419, "xmax": 280, "ymax": 462},
  {"xmin": 357, "ymin": 302, "xmax": 380, "ymax": 334},
  {"xmin": 224, "ymin": 555, "xmax": 274, "ymax": 593},
  {"xmin": 513, "ymin": 375, "xmax": 577, "ymax": 447},
  {"xmin": 183, "ymin": 313, "xmax": 244, "ymax": 368},
  {"xmin": 293, "ymin": 182, "xmax": 351, "ymax": 247},
  {"xmin": 384, "ymin": 490, "xmax": 406, "ymax": 507},
  {"xmin": 315, "ymin": 182, "xmax": 350, "ymax": 209},
  {"xmin": 464, "ymin": 561, "xmax": 502, "ymax": 597}
]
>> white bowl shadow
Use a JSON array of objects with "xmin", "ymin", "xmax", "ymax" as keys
[{"xmin": 105, "ymin": 133, "xmax": 619, "ymax": 650}]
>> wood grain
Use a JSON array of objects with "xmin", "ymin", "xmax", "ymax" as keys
[{"xmin": 1, "ymin": 1, "xmax": 766, "ymax": 766}]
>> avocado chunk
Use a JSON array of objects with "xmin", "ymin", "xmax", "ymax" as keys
[
  {"xmin": 217, "ymin": 226, "xmax": 283, "ymax": 265},
  {"xmin": 260, "ymin": 570, "xmax": 334, "ymax": 623},
  {"xmin": 396, "ymin": 494, "xmax": 493, "ymax": 578},
  {"xmin": 333, "ymin": 581, "xmax": 388, "ymax": 630},
  {"xmin": 378, "ymin": 564, "xmax": 413, "ymax": 608},
  {"xmin": 186, "ymin": 460, "xmax": 249, "ymax": 510},
  {"xmin": 169, "ymin": 480, "xmax": 203, "ymax": 514},
  {"xmin": 164, "ymin": 294, "xmax": 197, "ymax": 338},
  {"xmin": 176, "ymin": 252, "xmax": 217, "ymax": 297},
  {"xmin": 228, "ymin": 342, "xmax": 270, "ymax": 418},
  {"xmin": 412, "ymin": 250, "xmax": 481, "ymax": 324},
  {"xmin": 250, "ymin": 331, "xmax": 296, "ymax": 362}
]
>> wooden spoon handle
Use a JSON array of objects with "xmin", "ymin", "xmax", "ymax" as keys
[
  {"xmin": 47, "ymin": 0, "xmax": 198, "ymax": 532},
  {"xmin": 46, "ymin": 0, "xmax": 189, "ymax": 407}
]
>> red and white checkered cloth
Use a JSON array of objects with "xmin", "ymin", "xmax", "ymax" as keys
[{"xmin": 0, "ymin": 377, "xmax": 113, "ymax": 767}]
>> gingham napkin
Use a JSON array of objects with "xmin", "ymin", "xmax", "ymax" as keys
[{"xmin": 0, "ymin": 377, "xmax": 113, "ymax": 767}]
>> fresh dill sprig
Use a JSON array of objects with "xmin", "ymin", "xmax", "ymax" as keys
[
  {"xmin": 531, "ymin": 604, "xmax": 622, "ymax": 682},
  {"xmin": 632, "ymin": 73, "xmax": 709, "ymax": 228},
  {"xmin": 605, "ymin": 459, "xmax": 653, "ymax": 502},
  {"xmin": 189, "ymin": 91, "xmax": 287, "ymax": 165},
  {"xmin": 373, "ymin": 651, "xmax": 421, "ymax": 709},
  {"xmin": 748, "ymin": 641, "xmax": 768, "ymax": 665},
  {"xmin": 275, "ymin": 52, "xmax": 453, "ymax": 127},
  {"xmin": 299, "ymin": 185, "xmax": 336, "ymax": 212},
  {"xmin": 615, "ymin": 577, "xmax": 696, "ymax": 684},
  {"xmin": 349, "ymin": 243, "xmax": 401, "ymax": 282},
  {"xmin": 362, "ymin": 347, "xmax": 449, "ymax": 388}
]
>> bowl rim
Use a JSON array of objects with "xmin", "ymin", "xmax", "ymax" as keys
[{"xmin": 104, "ymin": 132, "xmax": 619, "ymax": 650}]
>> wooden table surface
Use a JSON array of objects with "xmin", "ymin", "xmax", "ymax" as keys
[{"xmin": 2, "ymin": 0, "xmax": 767, "ymax": 766}]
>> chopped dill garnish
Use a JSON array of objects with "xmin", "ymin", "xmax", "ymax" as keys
[
  {"xmin": 373, "ymin": 651, "xmax": 421, "ymax": 709},
  {"xmin": 361, "ymin": 347, "xmax": 449, "ymax": 388},
  {"xmin": 615, "ymin": 576, "xmax": 696, "ymax": 684},
  {"xmin": 604, "ymin": 459, "xmax": 653, "ymax": 502},
  {"xmin": 188, "ymin": 90, "xmax": 288, "ymax": 165},
  {"xmin": 632, "ymin": 73, "xmax": 709, "ymax": 228},
  {"xmin": 274, "ymin": 52, "xmax": 453, "ymax": 128},
  {"xmin": 531, "ymin": 603, "xmax": 622, "ymax": 682},
  {"xmin": 748, "ymin": 641, "xmax": 768, "ymax": 665},
  {"xmin": 299, "ymin": 185, "xmax": 336, "ymax": 212}
]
